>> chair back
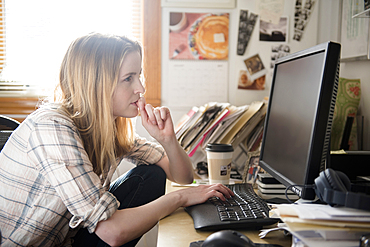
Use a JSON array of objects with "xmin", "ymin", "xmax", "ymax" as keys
[
  {"xmin": 0, "ymin": 115, "xmax": 20, "ymax": 151},
  {"xmin": 0, "ymin": 130, "xmax": 13, "ymax": 151},
  {"xmin": 0, "ymin": 115, "xmax": 20, "ymax": 130}
]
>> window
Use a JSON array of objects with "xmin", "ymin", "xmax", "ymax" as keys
[{"xmin": 1, "ymin": 0, "xmax": 142, "ymax": 92}]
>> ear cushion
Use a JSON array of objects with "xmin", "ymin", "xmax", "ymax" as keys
[
  {"xmin": 324, "ymin": 168, "xmax": 350, "ymax": 192},
  {"xmin": 315, "ymin": 170, "xmax": 332, "ymax": 202},
  {"xmin": 335, "ymin": 170, "xmax": 351, "ymax": 190}
]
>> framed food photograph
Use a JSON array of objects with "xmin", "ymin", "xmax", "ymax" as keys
[
  {"xmin": 169, "ymin": 12, "xmax": 229, "ymax": 60},
  {"xmin": 243, "ymin": 151, "xmax": 262, "ymax": 184}
]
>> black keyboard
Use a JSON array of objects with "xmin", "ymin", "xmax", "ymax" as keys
[{"xmin": 185, "ymin": 183, "xmax": 279, "ymax": 231}]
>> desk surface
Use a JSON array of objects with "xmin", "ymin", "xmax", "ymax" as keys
[{"xmin": 157, "ymin": 180, "xmax": 292, "ymax": 247}]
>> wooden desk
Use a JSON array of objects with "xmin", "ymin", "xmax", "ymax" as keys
[{"xmin": 157, "ymin": 180, "xmax": 292, "ymax": 247}]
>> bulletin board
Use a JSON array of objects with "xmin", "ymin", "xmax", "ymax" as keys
[{"xmin": 341, "ymin": 0, "xmax": 370, "ymax": 61}]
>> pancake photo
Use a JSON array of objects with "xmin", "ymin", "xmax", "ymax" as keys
[
  {"xmin": 169, "ymin": 12, "xmax": 229, "ymax": 60},
  {"xmin": 188, "ymin": 13, "xmax": 229, "ymax": 60}
]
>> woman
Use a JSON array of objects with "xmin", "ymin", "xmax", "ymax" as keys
[{"xmin": 0, "ymin": 33, "xmax": 233, "ymax": 247}]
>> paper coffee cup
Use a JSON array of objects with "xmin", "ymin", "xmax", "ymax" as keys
[{"xmin": 206, "ymin": 143, "xmax": 234, "ymax": 184}]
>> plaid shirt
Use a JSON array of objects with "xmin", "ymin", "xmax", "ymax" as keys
[{"xmin": 0, "ymin": 105, "xmax": 165, "ymax": 246}]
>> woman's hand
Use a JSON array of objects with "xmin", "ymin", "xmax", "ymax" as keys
[
  {"xmin": 137, "ymin": 97, "xmax": 175, "ymax": 144},
  {"xmin": 138, "ymin": 96, "xmax": 193, "ymax": 184},
  {"xmin": 95, "ymin": 183, "xmax": 234, "ymax": 246},
  {"xmin": 173, "ymin": 183, "xmax": 235, "ymax": 208}
]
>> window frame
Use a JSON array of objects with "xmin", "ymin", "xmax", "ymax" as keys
[{"xmin": 142, "ymin": 0, "xmax": 161, "ymax": 107}]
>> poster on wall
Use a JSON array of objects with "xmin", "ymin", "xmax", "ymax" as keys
[{"xmin": 169, "ymin": 12, "xmax": 229, "ymax": 60}]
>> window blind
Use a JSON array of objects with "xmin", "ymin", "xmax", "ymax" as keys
[
  {"xmin": 1, "ymin": 0, "xmax": 142, "ymax": 91},
  {"xmin": 131, "ymin": 0, "xmax": 142, "ymax": 42}
]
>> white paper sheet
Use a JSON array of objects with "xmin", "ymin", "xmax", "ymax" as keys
[
  {"xmin": 276, "ymin": 203, "xmax": 370, "ymax": 221},
  {"xmin": 167, "ymin": 60, "xmax": 228, "ymax": 107}
]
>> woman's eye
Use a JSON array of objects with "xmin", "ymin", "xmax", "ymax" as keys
[{"xmin": 124, "ymin": 76, "xmax": 132, "ymax": 82}]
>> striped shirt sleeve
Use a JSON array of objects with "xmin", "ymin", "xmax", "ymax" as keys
[
  {"xmin": 27, "ymin": 114, "xmax": 119, "ymax": 233},
  {"xmin": 124, "ymin": 134, "xmax": 165, "ymax": 166}
]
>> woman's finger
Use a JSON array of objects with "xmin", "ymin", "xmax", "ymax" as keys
[
  {"xmin": 208, "ymin": 184, "xmax": 234, "ymax": 199},
  {"xmin": 138, "ymin": 97, "xmax": 148, "ymax": 121},
  {"xmin": 160, "ymin": 107, "xmax": 168, "ymax": 121},
  {"xmin": 145, "ymin": 104, "xmax": 156, "ymax": 125},
  {"xmin": 152, "ymin": 108, "xmax": 163, "ymax": 129}
]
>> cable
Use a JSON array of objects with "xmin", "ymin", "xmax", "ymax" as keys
[{"xmin": 284, "ymin": 184, "xmax": 315, "ymax": 204}]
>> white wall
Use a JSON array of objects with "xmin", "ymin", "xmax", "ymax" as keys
[
  {"xmin": 339, "ymin": 60, "xmax": 370, "ymax": 150},
  {"xmin": 161, "ymin": 0, "xmax": 370, "ymax": 150},
  {"xmin": 162, "ymin": 0, "xmax": 318, "ymax": 114},
  {"xmin": 226, "ymin": 0, "xmax": 319, "ymax": 107},
  {"xmin": 317, "ymin": 0, "xmax": 370, "ymax": 150}
]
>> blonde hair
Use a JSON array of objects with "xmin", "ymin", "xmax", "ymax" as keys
[{"xmin": 57, "ymin": 33, "xmax": 142, "ymax": 176}]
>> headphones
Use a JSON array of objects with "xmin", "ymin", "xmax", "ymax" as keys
[{"xmin": 314, "ymin": 168, "xmax": 370, "ymax": 211}]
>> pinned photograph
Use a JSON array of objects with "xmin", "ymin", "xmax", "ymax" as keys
[
  {"xmin": 259, "ymin": 16, "xmax": 288, "ymax": 42},
  {"xmin": 244, "ymin": 54, "xmax": 266, "ymax": 81},
  {"xmin": 270, "ymin": 44, "xmax": 290, "ymax": 69},
  {"xmin": 237, "ymin": 10, "xmax": 258, "ymax": 56},
  {"xmin": 243, "ymin": 151, "xmax": 262, "ymax": 184},
  {"xmin": 238, "ymin": 70, "xmax": 265, "ymax": 90},
  {"xmin": 293, "ymin": 0, "xmax": 316, "ymax": 41}
]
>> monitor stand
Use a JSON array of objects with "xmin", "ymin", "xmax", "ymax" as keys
[{"xmin": 294, "ymin": 197, "xmax": 322, "ymax": 204}]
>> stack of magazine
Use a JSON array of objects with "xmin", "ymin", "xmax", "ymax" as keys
[{"xmin": 175, "ymin": 99, "xmax": 268, "ymax": 174}]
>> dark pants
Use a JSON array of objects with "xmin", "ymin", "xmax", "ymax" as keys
[{"xmin": 72, "ymin": 164, "xmax": 166, "ymax": 247}]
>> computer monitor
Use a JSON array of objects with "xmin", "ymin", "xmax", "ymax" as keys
[{"xmin": 259, "ymin": 41, "xmax": 341, "ymax": 200}]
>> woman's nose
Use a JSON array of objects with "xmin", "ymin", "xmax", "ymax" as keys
[{"xmin": 135, "ymin": 80, "xmax": 145, "ymax": 94}]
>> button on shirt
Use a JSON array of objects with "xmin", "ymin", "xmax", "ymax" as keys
[{"xmin": 0, "ymin": 105, "xmax": 165, "ymax": 246}]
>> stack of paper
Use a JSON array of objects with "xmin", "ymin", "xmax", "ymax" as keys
[
  {"xmin": 175, "ymin": 100, "xmax": 267, "ymax": 158},
  {"xmin": 272, "ymin": 204, "xmax": 370, "ymax": 247}
]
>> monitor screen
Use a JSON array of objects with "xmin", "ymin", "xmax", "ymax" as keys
[{"xmin": 259, "ymin": 42, "xmax": 341, "ymax": 200}]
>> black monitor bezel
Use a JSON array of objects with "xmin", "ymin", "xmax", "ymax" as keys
[{"xmin": 259, "ymin": 41, "xmax": 341, "ymax": 200}]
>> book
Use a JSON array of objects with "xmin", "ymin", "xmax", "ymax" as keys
[
  {"xmin": 228, "ymin": 102, "xmax": 267, "ymax": 146},
  {"xmin": 244, "ymin": 119, "xmax": 264, "ymax": 151},
  {"xmin": 198, "ymin": 104, "xmax": 243, "ymax": 148},
  {"xmin": 180, "ymin": 103, "xmax": 223, "ymax": 150},
  {"xmin": 183, "ymin": 103, "xmax": 228, "ymax": 151},
  {"xmin": 175, "ymin": 106, "xmax": 198, "ymax": 134},
  {"xmin": 258, "ymin": 173, "xmax": 280, "ymax": 184},
  {"xmin": 257, "ymin": 190, "xmax": 299, "ymax": 200},
  {"xmin": 204, "ymin": 105, "xmax": 249, "ymax": 147},
  {"xmin": 218, "ymin": 101, "xmax": 265, "ymax": 145},
  {"xmin": 177, "ymin": 105, "xmax": 206, "ymax": 142},
  {"xmin": 187, "ymin": 106, "xmax": 230, "ymax": 156}
]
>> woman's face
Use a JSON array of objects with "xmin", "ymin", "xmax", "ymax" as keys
[{"xmin": 112, "ymin": 51, "xmax": 145, "ymax": 119}]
